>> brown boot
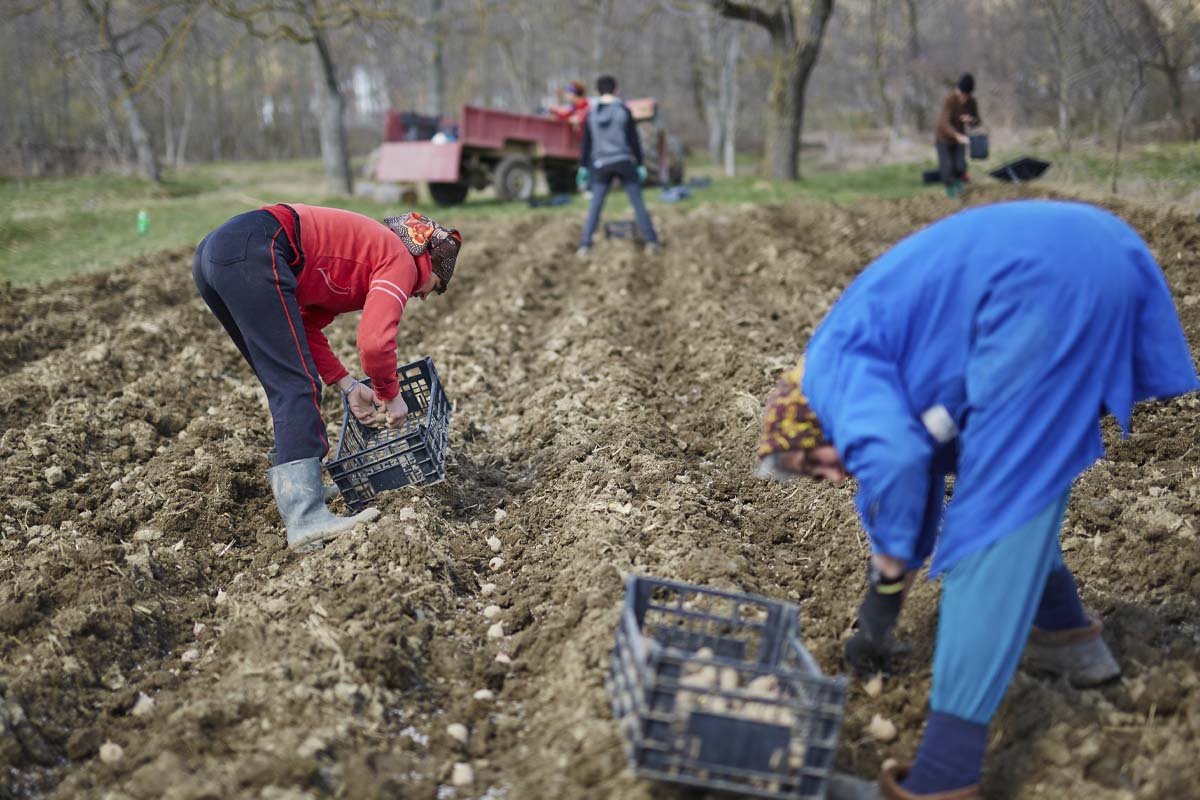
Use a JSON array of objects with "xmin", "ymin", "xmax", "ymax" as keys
[
  {"xmin": 1024, "ymin": 615, "xmax": 1121, "ymax": 687},
  {"xmin": 880, "ymin": 760, "xmax": 979, "ymax": 799}
]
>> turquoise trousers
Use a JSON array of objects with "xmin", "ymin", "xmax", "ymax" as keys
[{"xmin": 931, "ymin": 491, "xmax": 1073, "ymax": 724}]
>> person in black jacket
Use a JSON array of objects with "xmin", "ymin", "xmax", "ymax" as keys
[{"xmin": 576, "ymin": 75, "xmax": 660, "ymax": 257}]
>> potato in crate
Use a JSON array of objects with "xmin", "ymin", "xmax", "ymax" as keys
[
  {"xmin": 608, "ymin": 575, "xmax": 847, "ymax": 800},
  {"xmin": 324, "ymin": 357, "xmax": 451, "ymax": 511}
]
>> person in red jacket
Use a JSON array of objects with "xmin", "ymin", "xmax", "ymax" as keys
[
  {"xmin": 550, "ymin": 80, "xmax": 589, "ymax": 128},
  {"xmin": 192, "ymin": 205, "xmax": 462, "ymax": 551}
]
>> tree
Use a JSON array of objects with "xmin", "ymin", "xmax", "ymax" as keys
[
  {"xmin": 209, "ymin": 0, "xmax": 412, "ymax": 194},
  {"xmin": 1129, "ymin": 0, "xmax": 1199, "ymax": 139},
  {"xmin": 677, "ymin": 2, "xmax": 743, "ymax": 174},
  {"xmin": 712, "ymin": 0, "xmax": 835, "ymax": 180},
  {"xmin": 900, "ymin": 0, "xmax": 926, "ymax": 132}
]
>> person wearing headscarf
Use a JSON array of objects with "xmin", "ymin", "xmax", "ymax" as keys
[
  {"xmin": 192, "ymin": 204, "xmax": 462, "ymax": 551},
  {"xmin": 758, "ymin": 201, "xmax": 1197, "ymax": 799},
  {"xmin": 934, "ymin": 73, "xmax": 980, "ymax": 199},
  {"xmin": 551, "ymin": 80, "xmax": 590, "ymax": 127}
]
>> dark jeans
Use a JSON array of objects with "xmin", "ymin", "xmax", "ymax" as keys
[
  {"xmin": 191, "ymin": 210, "xmax": 329, "ymax": 463},
  {"xmin": 579, "ymin": 160, "xmax": 659, "ymax": 247},
  {"xmin": 936, "ymin": 140, "xmax": 967, "ymax": 184}
]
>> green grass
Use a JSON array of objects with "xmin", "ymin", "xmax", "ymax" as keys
[
  {"xmin": 0, "ymin": 159, "xmax": 560, "ymax": 284},
  {"xmin": 0, "ymin": 157, "xmax": 936, "ymax": 285},
  {"xmin": 4, "ymin": 141, "xmax": 1195, "ymax": 285},
  {"xmin": 1044, "ymin": 142, "xmax": 1200, "ymax": 189}
]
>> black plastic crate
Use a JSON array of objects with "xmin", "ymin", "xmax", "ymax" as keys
[
  {"xmin": 324, "ymin": 357, "xmax": 451, "ymax": 511},
  {"xmin": 603, "ymin": 220, "xmax": 642, "ymax": 241},
  {"xmin": 608, "ymin": 575, "xmax": 847, "ymax": 800}
]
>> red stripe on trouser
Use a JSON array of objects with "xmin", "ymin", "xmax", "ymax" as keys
[{"xmin": 269, "ymin": 229, "xmax": 328, "ymax": 452}]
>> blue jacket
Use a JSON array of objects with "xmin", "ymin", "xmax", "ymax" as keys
[{"xmin": 803, "ymin": 201, "xmax": 1197, "ymax": 575}]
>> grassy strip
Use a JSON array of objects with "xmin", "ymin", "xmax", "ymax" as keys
[
  {"xmin": 0, "ymin": 158, "xmax": 939, "ymax": 285},
  {"xmin": 4, "ymin": 142, "xmax": 1197, "ymax": 285}
]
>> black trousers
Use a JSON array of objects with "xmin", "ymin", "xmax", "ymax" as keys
[
  {"xmin": 936, "ymin": 140, "xmax": 967, "ymax": 184},
  {"xmin": 579, "ymin": 160, "xmax": 659, "ymax": 247},
  {"xmin": 191, "ymin": 210, "xmax": 329, "ymax": 463}
]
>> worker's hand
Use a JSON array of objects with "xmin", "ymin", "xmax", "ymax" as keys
[
  {"xmin": 343, "ymin": 380, "xmax": 381, "ymax": 425},
  {"xmin": 957, "ymin": 133, "xmax": 970, "ymax": 145},
  {"xmin": 383, "ymin": 394, "xmax": 409, "ymax": 429},
  {"xmin": 843, "ymin": 559, "xmax": 910, "ymax": 675},
  {"xmin": 636, "ymin": 164, "xmax": 648, "ymax": 184},
  {"xmin": 576, "ymin": 166, "xmax": 589, "ymax": 190}
]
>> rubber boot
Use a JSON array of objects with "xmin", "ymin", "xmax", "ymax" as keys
[
  {"xmin": 880, "ymin": 761, "xmax": 979, "ymax": 799},
  {"xmin": 269, "ymin": 458, "xmax": 379, "ymax": 551},
  {"xmin": 269, "ymin": 448, "xmax": 339, "ymax": 502},
  {"xmin": 826, "ymin": 772, "xmax": 884, "ymax": 800},
  {"xmin": 825, "ymin": 763, "xmax": 980, "ymax": 800},
  {"xmin": 1023, "ymin": 615, "xmax": 1121, "ymax": 687}
]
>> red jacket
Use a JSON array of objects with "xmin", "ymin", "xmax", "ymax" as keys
[
  {"xmin": 263, "ymin": 203, "xmax": 431, "ymax": 402},
  {"xmin": 550, "ymin": 98, "xmax": 589, "ymax": 124}
]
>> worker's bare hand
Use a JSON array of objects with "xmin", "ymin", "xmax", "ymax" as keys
[
  {"xmin": 384, "ymin": 395, "xmax": 409, "ymax": 429},
  {"xmin": 957, "ymin": 134, "xmax": 969, "ymax": 145},
  {"xmin": 346, "ymin": 381, "xmax": 380, "ymax": 425}
]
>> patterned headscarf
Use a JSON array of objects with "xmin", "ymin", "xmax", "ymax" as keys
[
  {"xmin": 384, "ymin": 212, "xmax": 462, "ymax": 294},
  {"xmin": 755, "ymin": 358, "xmax": 828, "ymax": 480}
]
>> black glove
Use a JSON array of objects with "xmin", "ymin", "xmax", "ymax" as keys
[{"xmin": 844, "ymin": 560, "xmax": 908, "ymax": 675}]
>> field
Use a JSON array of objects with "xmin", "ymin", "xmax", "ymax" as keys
[{"xmin": 1, "ymin": 180, "xmax": 1198, "ymax": 800}]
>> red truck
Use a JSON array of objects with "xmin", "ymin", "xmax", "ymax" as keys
[{"xmin": 373, "ymin": 100, "xmax": 684, "ymax": 206}]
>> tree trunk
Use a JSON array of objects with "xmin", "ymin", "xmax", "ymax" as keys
[
  {"xmin": 85, "ymin": 63, "xmax": 130, "ymax": 163},
  {"xmin": 163, "ymin": 82, "xmax": 176, "ymax": 167},
  {"xmin": 1162, "ymin": 66, "xmax": 1188, "ymax": 138},
  {"xmin": 763, "ymin": 36, "xmax": 801, "ymax": 180},
  {"xmin": 1111, "ymin": 64, "xmax": 1146, "ymax": 194},
  {"xmin": 684, "ymin": 11, "xmax": 724, "ymax": 167},
  {"xmin": 429, "ymin": 0, "xmax": 446, "ymax": 116},
  {"xmin": 212, "ymin": 53, "xmax": 224, "ymax": 160},
  {"xmin": 902, "ymin": 0, "xmax": 926, "ymax": 133},
  {"xmin": 869, "ymin": 0, "xmax": 895, "ymax": 131},
  {"xmin": 1046, "ymin": 0, "xmax": 1076, "ymax": 151},
  {"xmin": 1056, "ymin": 58, "xmax": 1072, "ymax": 151},
  {"xmin": 176, "ymin": 92, "xmax": 194, "ymax": 167},
  {"xmin": 312, "ymin": 28, "xmax": 353, "ymax": 195},
  {"xmin": 79, "ymin": 0, "xmax": 160, "ymax": 181},
  {"xmin": 56, "ymin": 0, "xmax": 70, "ymax": 139},
  {"xmin": 720, "ymin": 30, "xmax": 741, "ymax": 177},
  {"xmin": 120, "ymin": 93, "xmax": 161, "ymax": 182},
  {"xmin": 716, "ymin": 0, "xmax": 834, "ymax": 181}
]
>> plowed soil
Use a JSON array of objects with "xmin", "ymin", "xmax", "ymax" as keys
[{"xmin": 2, "ymin": 186, "xmax": 1198, "ymax": 800}]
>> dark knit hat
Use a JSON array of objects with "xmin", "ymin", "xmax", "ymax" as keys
[{"xmin": 957, "ymin": 73, "xmax": 975, "ymax": 94}]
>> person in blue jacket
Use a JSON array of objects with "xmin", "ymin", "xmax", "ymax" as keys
[{"xmin": 757, "ymin": 200, "xmax": 1198, "ymax": 799}]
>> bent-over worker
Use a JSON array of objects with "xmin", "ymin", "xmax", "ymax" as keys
[
  {"xmin": 758, "ymin": 200, "xmax": 1197, "ymax": 799},
  {"xmin": 193, "ymin": 205, "xmax": 461, "ymax": 551}
]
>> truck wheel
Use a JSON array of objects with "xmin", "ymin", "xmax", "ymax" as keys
[
  {"xmin": 495, "ymin": 156, "xmax": 535, "ymax": 201},
  {"xmin": 545, "ymin": 166, "xmax": 578, "ymax": 194},
  {"xmin": 636, "ymin": 120, "xmax": 662, "ymax": 184},
  {"xmin": 666, "ymin": 135, "xmax": 687, "ymax": 185},
  {"xmin": 428, "ymin": 182, "xmax": 469, "ymax": 206}
]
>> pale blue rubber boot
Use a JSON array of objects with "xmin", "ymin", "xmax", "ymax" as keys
[
  {"xmin": 269, "ymin": 448, "xmax": 339, "ymax": 502},
  {"xmin": 268, "ymin": 458, "xmax": 379, "ymax": 551}
]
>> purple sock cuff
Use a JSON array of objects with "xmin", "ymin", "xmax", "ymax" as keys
[{"xmin": 901, "ymin": 711, "xmax": 988, "ymax": 794}]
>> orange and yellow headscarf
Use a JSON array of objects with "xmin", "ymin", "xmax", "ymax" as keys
[
  {"xmin": 384, "ymin": 212, "xmax": 462, "ymax": 294},
  {"xmin": 756, "ymin": 358, "xmax": 827, "ymax": 476}
]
